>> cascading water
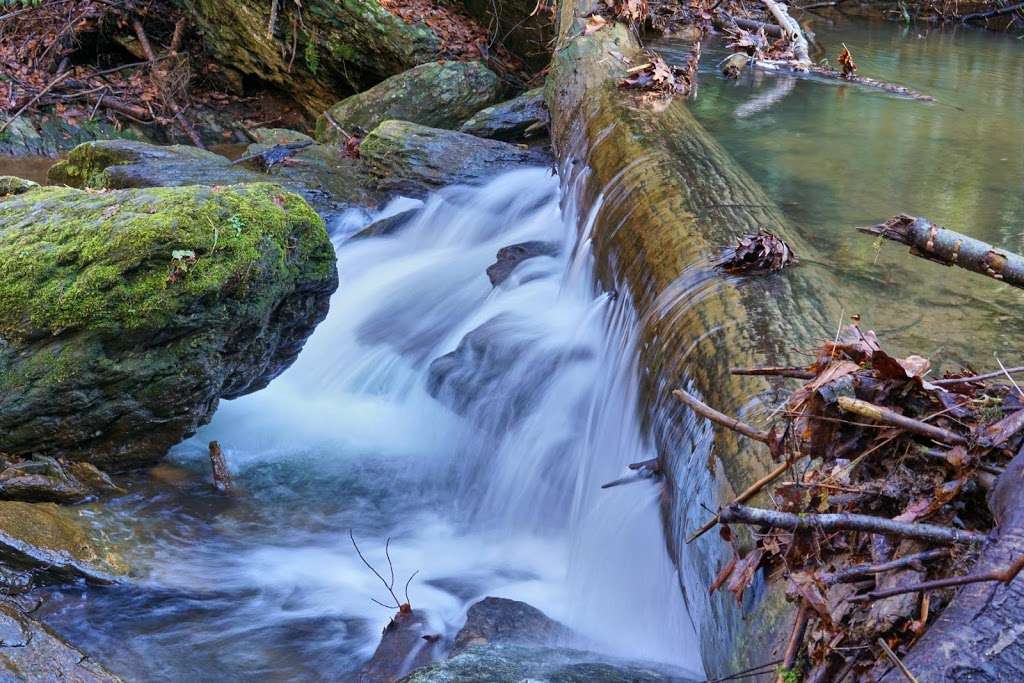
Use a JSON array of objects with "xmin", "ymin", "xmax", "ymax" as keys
[{"xmin": 39, "ymin": 167, "xmax": 704, "ymax": 681}]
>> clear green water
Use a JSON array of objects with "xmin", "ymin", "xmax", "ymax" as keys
[{"xmin": 655, "ymin": 18, "xmax": 1024, "ymax": 366}]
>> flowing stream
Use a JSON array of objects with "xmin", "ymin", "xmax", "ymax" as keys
[
  {"xmin": 24, "ymin": 15, "xmax": 1024, "ymax": 683},
  {"xmin": 38, "ymin": 168, "xmax": 702, "ymax": 681}
]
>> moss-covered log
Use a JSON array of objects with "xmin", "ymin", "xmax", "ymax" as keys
[
  {"xmin": 178, "ymin": 0, "xmax": 440, "ymax": 113},
  {"xmin": 545, "ymin": 5, "xmax": 842, "ymax": 677}
]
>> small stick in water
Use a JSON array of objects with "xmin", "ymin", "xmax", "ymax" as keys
[{"xmin": 208, "ymin": 440, "xmax": 233, "ymax": 493}]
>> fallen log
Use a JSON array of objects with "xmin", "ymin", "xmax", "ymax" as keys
[
  {"xmin": 545, "ymin": 0, "xmax": 841, "ymax": 675},
  {"xmin": 879, "ymin": 445, "xmax": 1024, "ymax": 681},
  {"xmin": 859, "ymin": 214, "xmax": 1024, "ymax": 290},
  {"xmin": 763, "ymin": 0, "xmax": 809, "ymax": 65}
]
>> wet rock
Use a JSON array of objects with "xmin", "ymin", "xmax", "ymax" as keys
[
  {"xmin": 427, "ymin": 314, "xmax": 591, "ymax": 428},
  {"xmin": 47, "ymin": 139, "xmax": 261, "ymax": 189},
  {"xmin": 452, "ymin": 597, "xmax": 572, "ymax": 654},
  {"xmin": 49, "ymin": 138, "xmax": 379, "ymax": 212},
  {"xmin": 0, "ymin": 113, "xmax": 147, "ymax": 158},
  {"xmin": 359, "ymin": 608, "xmax": 442, "ymax": 683},
  {"xmin": 0, "ymin": 501, "xmax": 118, "ymax": 585},
  {"xmin": 398, "ymin": 643, "xmax": 695, "ymax": 682},
  {"xmin": 486, "ymin": 241, "xmax": 560, "ymax": 286},
  {"xmin": 459, "ymin": 88, "xmax": 549, "ymax": 142},
  {"xmin": 185, "ymin": 0, "xmax": 439, "ymax": 114},
  {"xmin": 350, "ymin": 208, "xmax": 420, "ymax": 241},
  {"xmin": 360, "ymin": 121, "xmax": 549, "ymax": 197},
  {"xmin": 0, "ymin": 184, "xmax": 336, "ymax": 468},
  {"xmin": 316, "ymin": 62, "xmax": 502, "ymax": 144},
  {"xmin": 0, "ymin": 177, "xmax": 39, "ymax": 198},
  {"xmin": 0, "ymin": 456, "xmax": 121, "ymax": 504},
  {"xmin": 0, "ymin": 599, "xmax": 122, "ymax": 681}
]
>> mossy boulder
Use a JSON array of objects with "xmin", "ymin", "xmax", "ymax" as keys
[
  {"xmin": 459, "ymin": 88, "xmax": 548, "ymax": 142},
  {"xmin": 0, "ymin": 183, "xmax": 337, "ymax": 468},
  {"xmin": 315, "ymin": 61, "xmax": 503, "ymax": 143},
  {"xmin": 179, "ymin": 0, "xmax": 440, "ymax": 114},
  {"xmin": 0, "ymin": 176, "xmax": 39, "ymax": 198},
  {"xmin": 359, "ymin": 120, "xmax": 548, "ymax": 197}
]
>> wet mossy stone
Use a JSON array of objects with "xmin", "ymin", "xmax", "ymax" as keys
[
  {"xmin": 0, "ymin": 177, "xmax": 39, "ymax": 198},
  {"xmin": 359, "ymin": 120, "xmax": 549, "ymax": 197},
  {"xmin": 459, "ymin": 88, "xmax": 549, "ymax": 142},
  {"xmin": 0, "ymin": 183, "xmax": 337, "ymax": 468},
  {"xmin": 315, "ymin": 61, "xmax": 504, "ymax": 144}
]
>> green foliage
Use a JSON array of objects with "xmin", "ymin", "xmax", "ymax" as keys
[
  {"xmin": 304, "ymin": 30, "xmax": 320, "ymax": 75},
  {"xmin": 777, "ymin": 667, "xmax": 800, "ymax": 683}
]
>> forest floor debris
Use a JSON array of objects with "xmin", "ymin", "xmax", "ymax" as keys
[{"xmin": 679, "ymin": 324, "xmax": 1024, "ymax": 682}]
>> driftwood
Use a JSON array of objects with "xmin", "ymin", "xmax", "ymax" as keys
[
  {"xmin": 208, "ymin": 440, "xmax": 233, "ymax": 493},
  {"xmin": 859, "ymin": 214, "xmax": 1024, "ymax": 290},
  {"xmin": 718, "ymin": 504, "xmax": 988, "ymax": 545},
  {"xmin": 836, "ymin": 396, "xmax": 968, "ymax": 446},
  {"xmin": 762, "ymin": 0, "xmax": 809, "ymax": 64},
  {"xmin": 879, "ymin": 447, "xmax": 1024, "ymax": 681}
]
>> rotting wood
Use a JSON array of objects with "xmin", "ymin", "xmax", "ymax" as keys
[
  {"xmin": 836, "ymin": 396, "xmax": 968, "ymax": 447},
  {"xmin": 718, "ymin": 504, "xmax": 988, "ymax": 544},
  {"xmin": 208, "ymin": 440, "xmax": 233, "ymax": 493},
  {"xmin": 859, "ymin": 214, "xmax": 1024, "ymax": 290}
]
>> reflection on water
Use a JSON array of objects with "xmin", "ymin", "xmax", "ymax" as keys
[
  {"xmin": 0, "ymin": 156, "xmax": 55, "ymax": 184},
  {"xmin": 656, "ymin": 19, "xmax": 1024, "ymax": 365}
]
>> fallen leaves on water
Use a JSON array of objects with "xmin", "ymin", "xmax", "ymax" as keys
[
  {"xmin": 719, "ymin": 228, "xmax": 797, "ymax": 274},
  {"xmin": 839, "ymin": 44, "xmax": 858, "ymax": 78},
  {"xmin": 619, "ymin": 50, "xmax": 698, "ymax": 97}
]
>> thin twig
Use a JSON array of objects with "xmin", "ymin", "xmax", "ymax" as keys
[
  {"xmin": 931, "ymin": 366, "xmax": 1024, "ymax": 386},
  {"xmin": 687, "ymin": 460, "xmax": 791, "ymax": 543},
  {"xmin": 849, "ymin": 555, "xmax": 1024, "ymax": 602},
  {"xmin": 0, "ymin": 69, "xmax": 72, "ymax": 135},
  {"xmin": 877, "ymin": 638, "xmax": 919, "ymax": 683},
  {"xmin": 672, "ymin": 389, "xmax": 774, "ymax": 445},
  {"xmin": 730, "ymin": 366, "xmax": 815, "ymax": 380},
  {"xmin": 349, "ymin": 529, "xmax": 403, "ymax": 609}
]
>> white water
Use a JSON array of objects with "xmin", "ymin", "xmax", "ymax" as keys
[{"xmin": 46, "ymin": 168, "xmax": 704, "ymax": 681}]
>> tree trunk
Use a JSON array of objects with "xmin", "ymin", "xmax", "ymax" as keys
[{"xmin": 544, "ymin": 3, "xmax": 842, "ymax": 677}]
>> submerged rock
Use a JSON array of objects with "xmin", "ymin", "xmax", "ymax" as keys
[
  {"xmin": 459, "ymin": 88, "xmax": 549, "ymax": 142},
  {"xmin": 359, "ymin": 608, "xmax": 442, "ymax": 683},
  {"xmin": 486, "ymin": 241, "xmax": 560, "ymax": 286},
  {"xmin": 316, "ymin": 61, "xmax": 503, "ymax": 143},
  {"xmin": 0, "ymin": 599, "xmax": 122, "ymax": 681},
  {"xmin": 452, "ymin": 597, "xmax": 572, "ymax": 654},
  {"xmin": 350, "ymin": 208, "xmax": 420, "ymax": 241},
  {"xmin": 49, "ymin": 138, "xmax": 379, "ymax": 212},
  {"xmin": 399, "ymin": 643, "xmax": 695, "ymax": 682},
  {"xmin": 183, "ymin": 0, "xmax": 439, "ymax": 114},
  {"xmin": 0, "ymin": 501, "xmax": 118, "ymax": 585},
  {"xmin": 360, "ymin": 121, "xmax": 548, "ymax": 197},
  {"xmin": 0, "ymin": 184, "xmax": 336, "ymax": 468}
]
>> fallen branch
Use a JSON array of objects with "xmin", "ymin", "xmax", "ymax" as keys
[
  {"xmin": 763, "ymin": 0, "xmax": 810, "ymax": 65},
  {"xmin": 131, "ymin": 17, "xmax": 205, "ymax": 149},
  {"xmin": 819, "ymin": 548, "xmax": 949, "ymax": 585},
  {"xmin": 687, "ymin": 460, "xmax": 791, "ymax": 543},
  {"xmin": 877, "ymin": 637, "xmax": 919, "ymax": 683},
  {"xmin": 731, "ymin": 366, "xmax": 815, "ymax": 380},
  {"xmin": 718, "ymin": 504, "xmax": 988, "ymax": 544},
  {"xmin": 931, "ymin": 366, "xmax": 1024, "ymax": 386},
  {"xmin": 961, "ymin": 0, "xmax": 1024, "ymax": 22},
  {"xmin": 0, "ymin": 68, "xmax": 72, "ymax": 136},
  {"xmin": 859, "ymin": 214, "xmax": 1024, "ymax": 290},
  {"xmin": 777, "ymin": 601, "xmax": 812, "ymax": 683},
  {"xmin": 672, "ymin": 389, "xmax": 775, "ymax": 445},
  {"xmin": 836, "ymin": 396, "xmax": 968, "ymax": 447},
  {"xmin": 850, "ymin": 554, "xmax": 1024, "ymax": 602}
]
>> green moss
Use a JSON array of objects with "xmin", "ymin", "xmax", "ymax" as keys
[{"xmin": 0, "ymin": 183, "xmax": 331, "ymax": 341}]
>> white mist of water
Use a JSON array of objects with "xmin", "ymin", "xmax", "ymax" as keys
[{"xmin": 165, "ymin": 167, "xmax": 704, "ymax": 677}]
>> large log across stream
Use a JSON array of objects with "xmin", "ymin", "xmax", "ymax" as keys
[{"xmin": 544, "ymin": 4, "xmax": 842, "ymax": 676}]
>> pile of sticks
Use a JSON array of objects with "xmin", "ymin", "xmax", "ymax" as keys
[{"xmin": 678, "ymin": 326, "xmax": 1024, "ymax": 682}]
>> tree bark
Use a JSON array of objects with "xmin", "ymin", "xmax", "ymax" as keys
[
  {"xmin": 860, "ymin": 214, "xmax": 1024, "ymax": 290},
  {"xmin": 880, "ymin": 446, "xmax": 1024, "ymax": 681}
]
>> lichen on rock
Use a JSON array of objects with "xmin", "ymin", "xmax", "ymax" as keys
[
  {"xmin": 0, "ymin": 183, "xmax": 337, "ymax": 468},
  {"xmin": 315, "ymin": 61, "xmax": 504, "ymax": 143}
]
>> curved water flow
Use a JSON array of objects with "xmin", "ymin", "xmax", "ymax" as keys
[{"xmin": 40, "ymin": 168, "xmax": 704, "ymax": 681}]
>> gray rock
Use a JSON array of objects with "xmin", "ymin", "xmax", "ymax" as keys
[
  {"xmin": 0, "ymin": 184, "xmax": 336, "ymax": 468},
  {"xmin": 350, "ymin": 209, "xmax": 420, "ymax": 241},
  {"xmin": 0, "ymin": 114, "xmax": 146, "ymax": 158},
  {"xmin": 486, "ymin": 241, "xmax": 560, "ymax": 286},
  {"xmin": 0, "ymin": 177, "xmax": 39, "ymax": 198},
  {"xmin": 459, "ymin": 88, "xmax": 549, "ymax": 142},
  {"xmin": 398, "ymin": 643, "xmax": 697, "ymax": 682},
  {"xmin": 316, "ymin": 62, "xmax": 504, "ymax": 144},
  {"xmin": 452, "ymin": 597, "xmax": 572, "ymax": 654},
  {"xmin": 47, "ymin": 138, "xmax": 379, "ymax": 215},
  {"xmin": 0, "ymin": 599, "xmax": 122, "ymax": 682},
  {"xmin": 360, "ymin": 121, "xmax": 549, "ymax": 197}
]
